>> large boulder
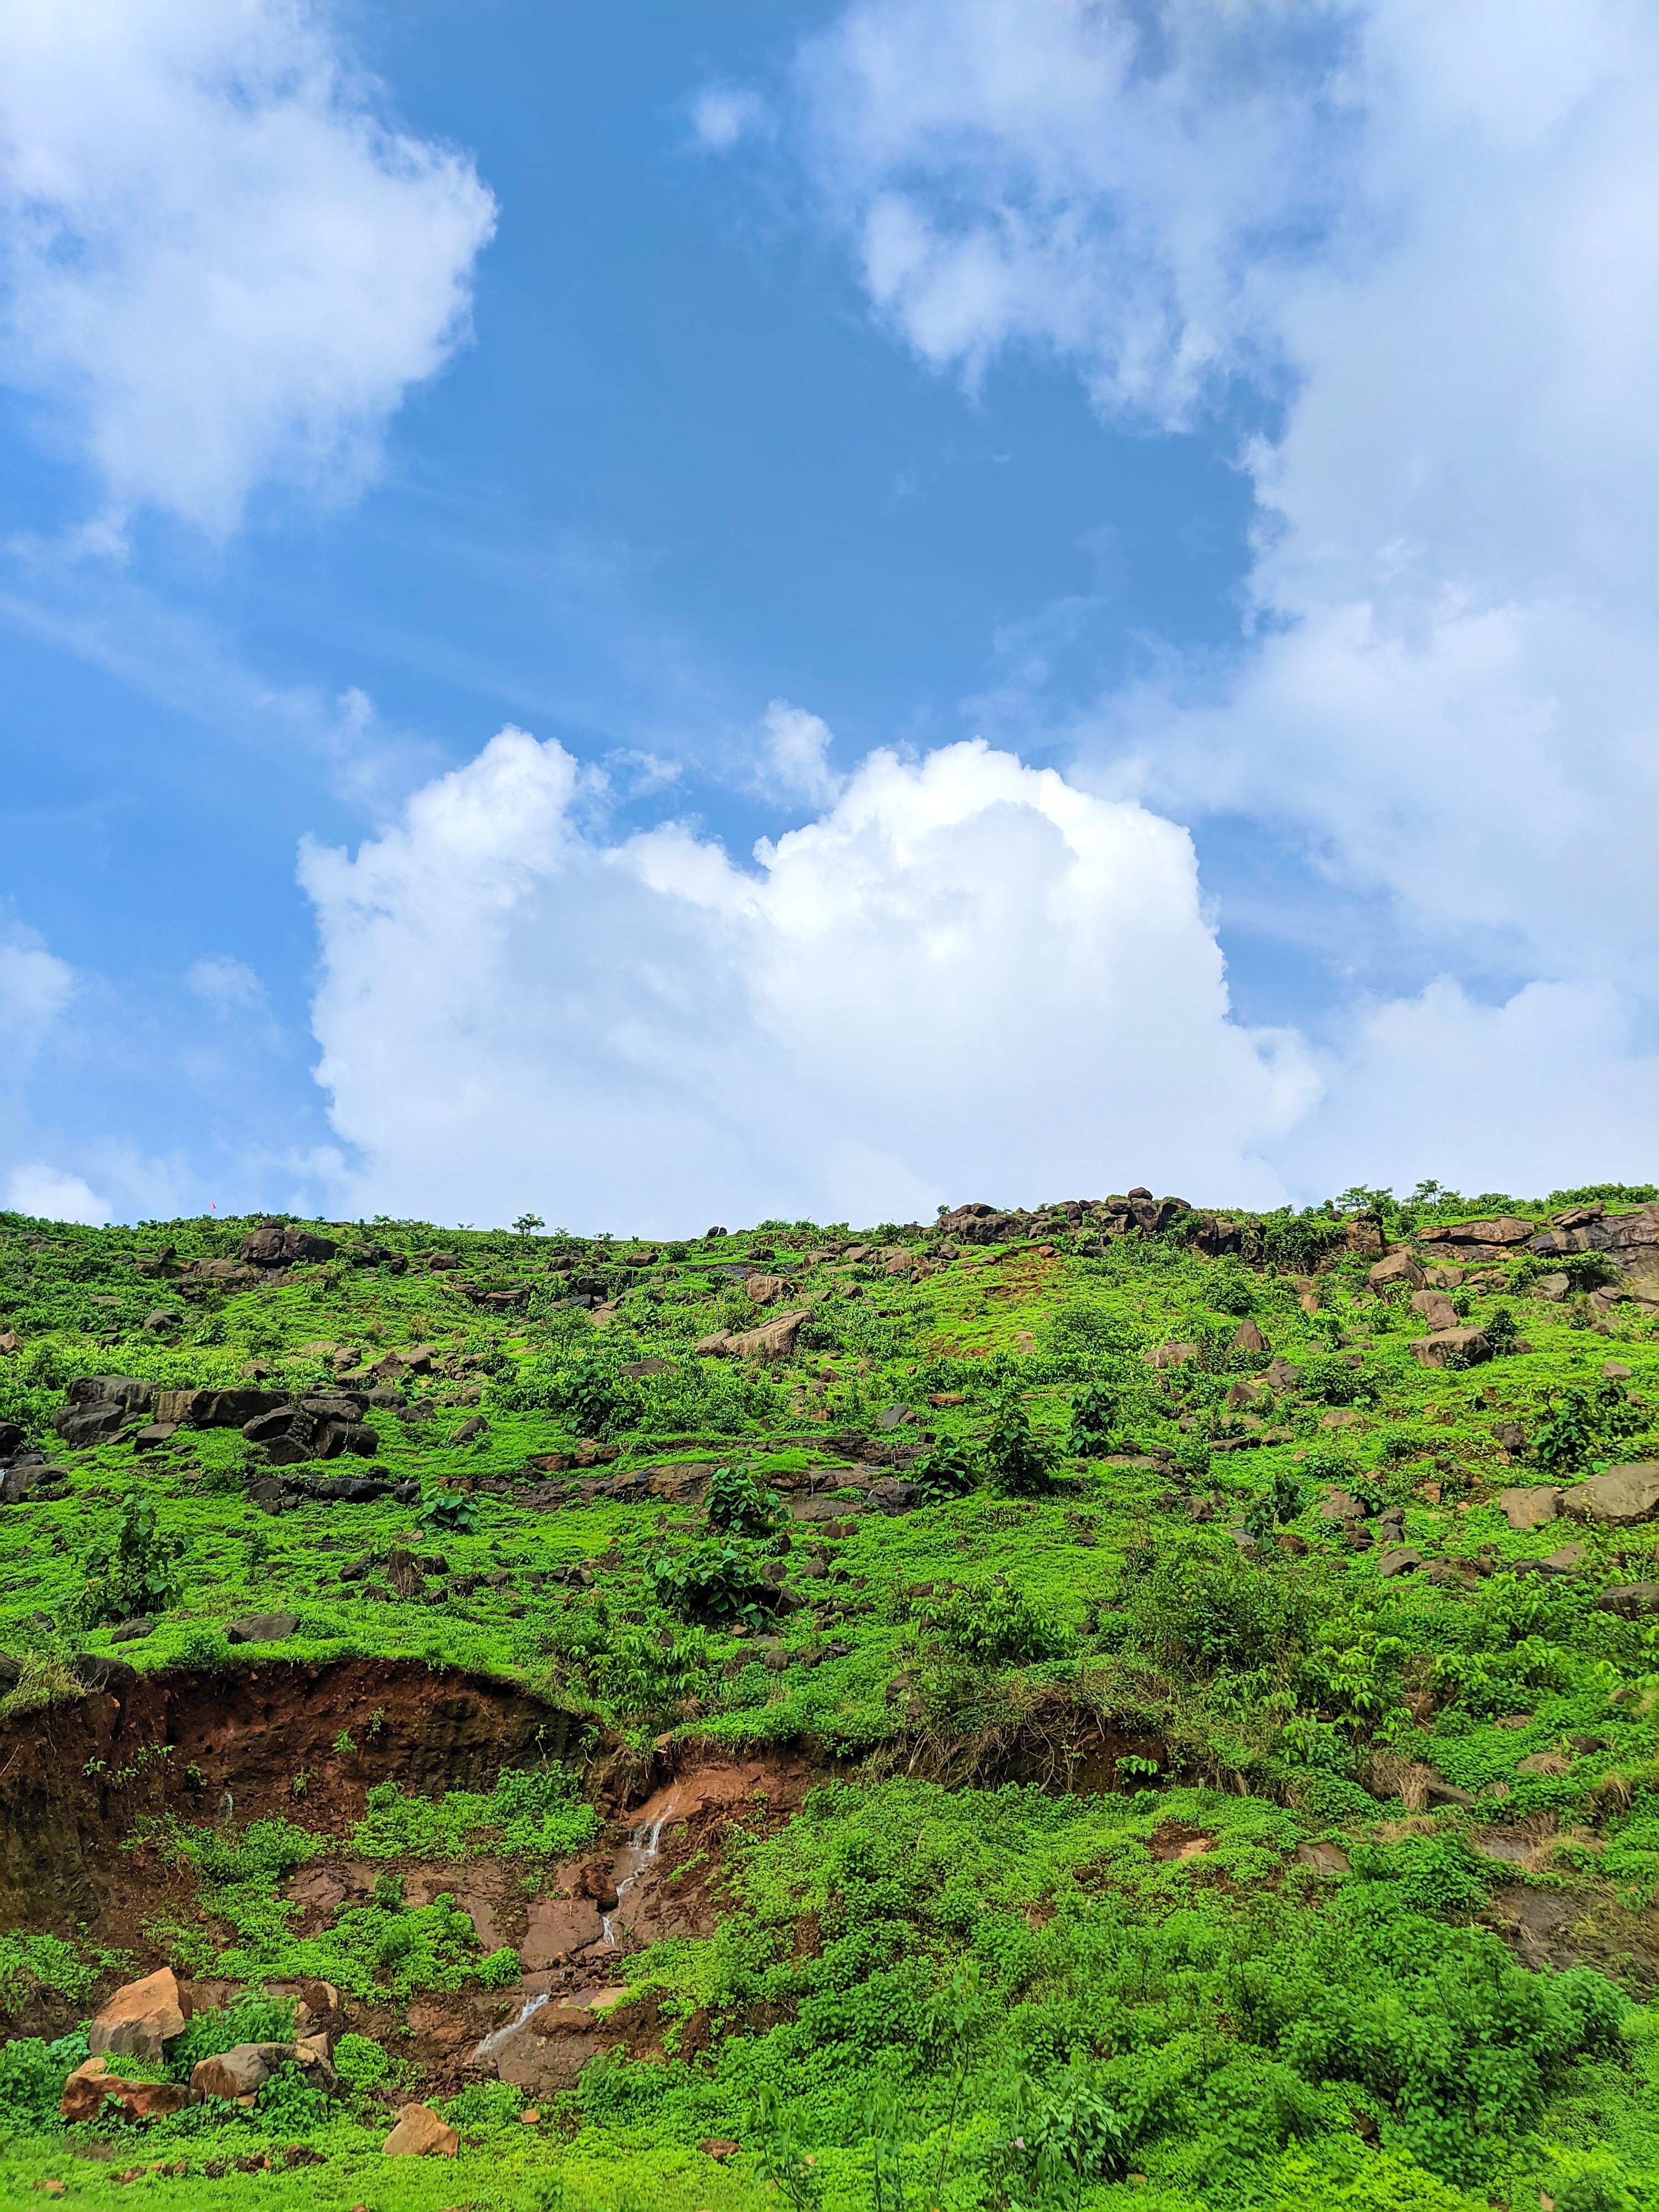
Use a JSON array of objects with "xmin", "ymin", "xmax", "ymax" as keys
[
  {"xmin": 1228, "ymin": 1319, "xmax": 1270, "ymax": 1355},
  {"xmin": 744, "ymin": 1271, "xmax": 790, "ymax": 1305},
  {"xmin": 1587, "ymin": 1202, "xmax": 1659, "ymax": 1279},
  {"xmin": 240, "ymin": 1221, "xmax": 338, "ymax": 1268},
  {"xmin": 67, "ymin": 1375, "xmax": 155, "ymax": 1414},
  {"xmin": 189, "ymin": 2042, "xmax": 294, "ymax": 2102},
  {"xmin": 243, "ymin": 1406, "xmax": 317, "ymax": 1464},
  {"xmin": 383, "ymin": 2101, "xmax": 459, "ymax": 2157},
  {"xmin": 1562, "ymin": 1463, "xmax": 1659, "ymax": 1525},
  {"xmin": 1409, "ymin": 1288, "xmax": 1460, "ymax": 1332},
  {"xmin": 1369, "ymin": 1249, "xmax": 1425, "ymax": 1294},
  {"xmin": 1498, "ymin": 1487, "xmax": 1561, "ymax": 1532},
  {"xmin": 1148, "ymin": 1342, "xmax": 1200, "ymax": 1370},
  {"xmin": 87, "ymin": 1967, "xmax": 185, "ymax": 2062},
  {"xmin": 61, "ymin": 2058, "xmax": 190, "ymax": 2125},
  {"xmin": 727, "ymin": 1310, "xmax": 808, "ymax": 1360},
  {"xmin": 1408, "ymin": 1327, "xmax": 1491, "ymax": 1370}
]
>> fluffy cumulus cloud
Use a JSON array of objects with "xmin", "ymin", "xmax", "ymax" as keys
[
  {"xmin": 301, "ymin": 726, "xmax": 1314, "ymax": 1229},
  {"xmin": 0, "ymin": 0, "xmax": 497, "ymax": 533},
  {"xmin": 3, "ymin": 1164, "xmax": 109, "ymax": 1227},
  {"xmin": 786, "ymin": 0, "xmax": 1659, "ymax": 1181}
]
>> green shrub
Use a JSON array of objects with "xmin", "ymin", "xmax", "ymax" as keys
[
  {"xmin": 912, "ymin": 1443, "xmax": 977, "ymax": 1501},
  {"xmin": 1067, "ymin": 1381, "xmax": 1119, "ymax": 1458},
  {"xmin": 0, "ymin": 2034, "xmax": 85, "ymax": 2137},
  {"xmin": 645, "ymin": 1538, "xmax": 773, "ymax": 1627},
  {"xmin": 72, "ymin": 1491, "xmax": 188, "ymax": 1629},
  {"xmin": 930, "ymin": 1582, "xmax": 1070, "ymax": 1666},
  {"xmin": 984, "ymin": 1394, "xmax": 1052, "ymax": 1496},
  {"xmin": 705, "ymin": 1462, "xmax": 780, "ymax": 1538},
  {"xmin": 332, "ymin": 2031, "xmax": 392, "ymax": 2090},
  {"xmin": 442, "ymin": 2077, "xmax": 525, "ymax": 2128},
  {"xmin": 171, "ymin": 1990, "xmax": 296, "ymax": 2079}
]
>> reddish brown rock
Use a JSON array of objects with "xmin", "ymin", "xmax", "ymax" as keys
[
  {"xmin": 383, "ymin": 2102, "xmax": 459, "ymax": 2157},
  {"xmin": 87, "ymin": 1967, "xmax": 185, "ymax": 2061}
]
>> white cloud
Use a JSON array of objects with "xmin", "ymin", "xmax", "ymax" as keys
[
  {"xmin": 0, "ymin": 0, "xmax": 497, "ymax": 534},
  {"xmin": 187, "ymin": 955, "xmax": 265, "ymax": 1010},
  {"xmin": 691, "ymin": 85, "xmax": 773, "ymax": 152},
  {"xmin": 0, "ymin": 926, "xmax": 77, "ymax": 1047},
  {"xmin": 789, "ymin": 0, "xmax": 1659, "ymax": 1175},
  {"xmin": 1280, "ymin": 978, "xmax": 1659, "ymax": 1203},
  {"xmin": 4, "ymin": 1163, "xmax": 109, "ymax": 1225},
  {"xmin": 301, "ymin": 724, "xmax": 1314, "ymax": 1229},
  {"xmin": 759, "ymin": 698, "xmax": 843, "ymax": 806}
]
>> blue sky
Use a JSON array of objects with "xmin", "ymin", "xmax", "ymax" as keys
[{"xmin": 2, "ymin": 1, "xmax": 1655, "ymax": 1230}]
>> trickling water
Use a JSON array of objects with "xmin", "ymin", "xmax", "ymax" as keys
[
  {"xmin": 469, "ymin": 1990, "xmax": 549, "ymax": 2064},
  {"xmin": 601, "ymin": 1818, "xmax": 666, "ymax": 1948}
]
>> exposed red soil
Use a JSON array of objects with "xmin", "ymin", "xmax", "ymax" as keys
[{"xmin": 0, "ymin": 1658, "xmax": 582, "ymax": 1931}]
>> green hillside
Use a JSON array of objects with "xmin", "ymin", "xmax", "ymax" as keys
[{"xmin": 2, "ymin": 1182, "xmax": 1658, "ymax": 2211}]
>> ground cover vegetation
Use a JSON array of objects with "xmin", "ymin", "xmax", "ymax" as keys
[{"xmin": 0, "ymin": 1182, "xmax": 1657, "ymax": 2207}]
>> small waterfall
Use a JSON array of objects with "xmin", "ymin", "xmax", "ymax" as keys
[
  {"xmin": 601, "ymin": 1818, "xmax": 666, "ymax": 1948},
  {"xmin": 469, "ymin": 1990, "xmax": 549, "ymax": 2064}
]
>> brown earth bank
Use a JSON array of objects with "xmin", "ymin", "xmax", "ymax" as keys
[{"xmin": 0, "ymin": 1657, "xmax": 584, "ymax": 1929}]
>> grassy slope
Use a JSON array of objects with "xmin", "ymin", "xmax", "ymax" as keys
[{"xmin": 1, "ymin": 1192, "xmax": 1657, "ymax": 2209}]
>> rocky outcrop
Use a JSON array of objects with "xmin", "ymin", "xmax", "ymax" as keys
[
  {"xmin": 87, "ymin": 1968, "xmax": 185, "ymax": 2061},
  {"xmin": 1409, "ymin": 1326, "xmax": 1491, "ymax": 1369},
  {"xmin": 239, "ymin": 1220, "xmax": 338, "ymax": 1268},
  {"xmin": 1561, "ymin": 1463, "xmax": 1659, "ymax": 1525}
]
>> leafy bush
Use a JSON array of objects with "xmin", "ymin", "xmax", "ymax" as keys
[
  {"xmin": 645, "ymin": 1538, "xmax": 773, "ymax": 1627},
  {"xmin": 562, "ymin": 1357, "xmax": 634, "ymax": 1437},
  {"xmin": 0, "ymin": 1932, "xmax": 105, "ymax": 2018},
  {"xmin": 1067, "ymin": 1381, "xmax": 1119, "ymax": 1458},
  {"xmin": 332, "ymin": 2030, "xmax": 392, "ymax": 2090},
  {"xmin": 72, "ymin": 1492, "xmax": 188, "ymax": 1628},
  {"xmin": 171, "ymin": 1990, "xmax": 295, "ymax": 2079},
  {"xmin": 442, "ymin": 2077, "xmax": 525, "ymax": 2128},
  {"xmin": 1298, "ymin": 1355, "xmax": 1378, "ymax": 1409},
  {"xmin": 351, "ymin": 1767, "xmax": 598, "ymax": 1861},
  {"xmin": 1534, "ymin": 1381, "xmax": 1645, "ymax": 1474},
  {"xmin": 421, "ymin": 1489, "xmax": 478, "ymax": 1536},
  {"xmin": 930, "ymin": 1582, "xmax": 1070, "ymax": 1666},
  {"xmin": 0, "ymin": 2034, "xmax": 85, "ymax": 2137},
  {"xmin": 705, "ymin": 1462, "xmax": 780, "ymax": 1538},
  {"xmin": 912, "ymin": 1443, "xmax": 977, "ymax": 1501},
  {"xmin": 984, "ymin": 1394, "xmax": 1052, "ymax": 1496}
]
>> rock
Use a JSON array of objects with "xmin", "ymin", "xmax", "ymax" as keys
[
  {"xmin": 1418, "ymin": 1216, "xmax": 1535, "ymax": 1248},
  {"xmin": 1408, "ymin": 1326, "xmax": 1492, "ymax": 1370},
  {"xmin": 744, "ymin": 1271, "xmax": 790, "ymax": 1305},
  {"xmin": 875, "ymin": 1405, "xmax": 912, "ymax": 1431},
  {"xmin": 0, "ymin": 1420, "xmax": 22, "ymax": 1459},
  {"xmin": 52, "ymin": 1400, "xmax": 132, "ymax": 1447},
  {"xmin": 132, "ymin": 1422, "xmax": 178, "ymax": 1451},
  {"xmin": 699, "ymin": 2138, "xmax": 742, "ymax": 2162},
  {"xmin": 1222, "ymin": 1379, "xmax": 1262, "ymax": 1411},
  {"xmin": 868, "ymin": 1478, "xmax": 921, "ymax": 1513},
  {"xmin": 1491, "ymin": 1422, "xmax": 1527, "ymax": 1453},
  {"xmin": 60, "ymin": 2058, "xmax": 190, "ymax": 2125},
  {"xmin": 383, "ymin": 2102, "xmax": 459, "ymax": 2157},
  {"xmin": 1320, "ymin": 1408, "xmax": 1360, "ymax": 1430},
  {"xmin": 619, "ymin": 1358, "xmax": 672, "ymax": 1379},
  {"xmin": 88, "ymin": 1968, "xmax": 185, "ymax": 2061},
  {"xmin": 239, "ymin": 1221, "xmax": 338, "ymax": 1267},
  {"xmin": 726, "ymin": 1309, "xmax": 808, "ymax": 1360},
  {"xmin": 1318, "ymin": 1489, "xmax": 1370, "ymax": 1522},
  {"xmin": 1597, "ymin": 1582, "xmax": 1659, "ymax": 1618},
  {"xmin": 1376, "ymin": 1547, "xmax": 1423, "ymax": 1577},
  {"xmin": 243, "ymin": 1406, "xmax": 317, "ymax": 1464},
  {"xmin": 109, "ymin": 1616, "xmax": 155, "ymax": 1642},
  {"xmin": 1148, "ymin": 1342, "xmax": 1200, "ymax": 1369},
  {"xmin": 1261, "ymin": 1357, "xmax": 1303, "ymax": 1390},
  {"xmin": 450, "ymin": 1417, "xmax": 488, "ymax": 1446},
  {"xmin": 1369, "ymin": 1249, "xmax": 1425, "ymax": 1293},
  {"xmin": 1295, "ymin": 1841, "xmax": 1351, "ymax": 1875},
  {"xmin": 1562, "ymin": 1463, "xmax": 1659, "ymax": 1525},
  {"xmin": 1516, "ymin": 1751, "xmax": 1572, "ymax": 1777},
  {"xmin": 1498, "ymin": 1486, "xmax": 1561, "ymax": 1531},
  {"xmin": 1534, "ymin": 1272, "xmax": 1571, "ymax": 1300},
  {"xmin": 1602, "ymin": 1360, "xmax": 1634, "ymax": 1380},
  {"xmin": 225, "ymin": 1611, "xmax": 300, "ymax": 1645},
  {"xmin": 1410, "ymin": 1288, "xmax": 1460, "ymax": 1332},
  {"xmin": 189, "ymin": 2042, "xmax": 294, "ymax": 2101},
  {"xmin": 1228, "ymin": 1319, "xmax": 1270, "ymax": 1354},
  {"xmin": 1534, "ymin": 1545, "xmax": 1587, "ymax": 1575}
]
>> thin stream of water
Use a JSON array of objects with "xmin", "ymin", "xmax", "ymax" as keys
[{"xmin": 469, "ymin": 1817, "xmax": 667, "ymax": 2065}]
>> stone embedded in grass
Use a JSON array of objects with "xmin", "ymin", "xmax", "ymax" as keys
[
  {"xmin": 225, "ymin": 1611, "xmax": 301, "ymax": 1644},
  {"xmin": 1561, "ymin": 1463, "xmax": 1659, "ymax": 1525},
  {"xmin": 1409, "ymin": 1326, "xmax": 1492, "ymax": 1370},
  {"xmin": 1498, "ymin": 1486, "xmax": 1561, "ymax": 1531},
  {"xmin": 383, "ymin": 2101, "xmax": 460, "ymax": 2156}
]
